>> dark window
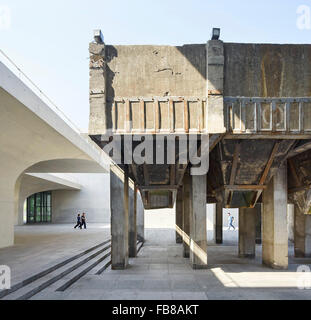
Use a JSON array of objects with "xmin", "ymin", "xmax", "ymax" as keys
[{"xmin": 26, "ymin": 192, "xmax": 52, "ymax": 223}]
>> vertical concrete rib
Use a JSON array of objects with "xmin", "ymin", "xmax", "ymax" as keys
[
  {"xmin": 137, "ymin": 190, "xmax": 145, "ymax": 243},
  {"xmin": 129, "ymin": 183, "xmax": 137, "ymax": 258},
  {"xmin": 110, "ymin": 165, "xmax": 129, "ymax": 269},
  {"xmin": 262, "ymin": 163, "xmax": 288, "ymax": 269},
  {"xmin": 182, "ymin": 171, "xmax": 191, "ymax": 258},
  {"xmin": 215, "ymin": 202, "xmax": 223, "ymax": 244},
  {"xmin": 294, "ymin": 204, "xmax": 311, "ymax": 257},
  {"xmin": 176, "ymin": 187, "xmax": 183, "ymax": 244},
  {"xmin": 190, "ymin": 174, "xmax": 208, "ymax": 269},
  {"xmin": 239, "ymin": 206, "xmax": 257, "ymax": 258}
]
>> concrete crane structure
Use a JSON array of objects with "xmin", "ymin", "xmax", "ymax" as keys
[{"xmin": 89, "ymin": 30, "xmax": 311, "ymax": 270}]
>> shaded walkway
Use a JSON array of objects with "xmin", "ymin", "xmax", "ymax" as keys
[{"xmin": 33, "ymin": 227, "xmax": 311, "ymax": 300}]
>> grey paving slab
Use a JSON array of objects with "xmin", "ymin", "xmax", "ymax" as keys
[{"xmin": 4, "ymin": 214, "xmax": 311, "ymax": 301}]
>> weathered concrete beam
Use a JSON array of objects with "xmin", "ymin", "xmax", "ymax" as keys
[
  {"xmin": 206, "ymin": 40, "xmax": 226, "ymax": 134},
  {"xmin": 89, "ymin": 42, "xmax": 107, "ymax": 135}
]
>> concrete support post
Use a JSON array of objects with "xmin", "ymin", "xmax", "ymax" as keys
[
  {"xmin": 128, "ymin": 183, "xmax": 137, "ymax": 258},
  {"xmin": 182, "ymin": 172, "xmax": 191, "ymax": 258},
  {"xmin": 190, "ymin": 174, "xmax": 208, "ymax": 269},
  {"xmin": 239, "ymin": 206, "xmax": 257, "ymax": 258},
  {"xmin": 137, "ymin": 190, "xmax": 145, "ymax": 243},
  {"xmin": 206, "ymin": 40, "xmax": 226, "ymax": 134},
  {"xmin": 215, "ymin": 203, "xmax": 223, "ymax": 244},
  {"xmin": 110, "ymin": 165, "xmax": 129, "ymax": 270},
  {"xmin": 262, "ymin": 164, "xmax": 288, "ymax": 269},
  {"xmin": 89, "ymin": 41, "xmax": 107, "ymax": 135},
  {"xmin": 287, "ymin": 204, "xmax": 295, "ymax": 242},
  {"xmin": 294, "ymin": 205, "xmax": 311, "ymax": 257},
  {"xmin": 255, "ymin": 204, "xmax": 262, "ymax": 245},
  {"xmin": 176, "ymin": 187, "xmax": 183, "ymax": 244}
]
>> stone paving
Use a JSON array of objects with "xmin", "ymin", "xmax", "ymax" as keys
[
  {"xmin": 0, "ymin": 223, "xmax": 110, "ymax": 285},
  {"xmin": 2, "ymin": 212, "xmax": 311, "ymax": 300}
]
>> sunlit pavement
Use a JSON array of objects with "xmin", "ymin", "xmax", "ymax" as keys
[{"xmin": 2, "ymin": 212, "xmax": 311, "ymax": 300}]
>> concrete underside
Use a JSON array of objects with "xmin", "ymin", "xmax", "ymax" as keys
[{"xmin": 1, "ymin": 215, "xmax": 311, "ymax": 300}]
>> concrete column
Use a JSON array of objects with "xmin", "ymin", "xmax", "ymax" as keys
[
  {"xmin": 207, "ymin": 204, "xmax": 216, "ymax": 242},
  {"xmin": 128, "ymin": 183, "xmax": 137, "ymax": 258},
  {"xmin": 110, "ymin": 165, "xmax": 129, "ymax": 270},
  {"xmin": 206, "ymin": 39, "xmax": 226, "ymax": 134},
  {"xmin": 176, "ymin": 187, "xmax": 183, "ymax": 244},
  {"xmin": 255, "ymin": 204, "xmax": 262, "ymax": 245},
  {"xmin": 89, "ymin": 41, "xmax": 107, "ymax": 135},
  {"xmin": 190, "ymin": 174, "xmax": 208, "ymax": 269},
  {"xmin": 262, "ymin": 164, "xmax": 288, "ymax": 269},
  {"xmin": 294, "ymin": 205, "xmax": 311, "ymax": 257},
  {"xmin": 215, "ymin": 202, "xmax": 223, "ymax": 244},
  {"xmin": 182, "ymin": 172, "xmax": 191, "ymax": 258},
  {"xmin": 239, "ymin": 207, "xmax": 257, "ymax": 258},
  {"xmin": 287, "ymin": 204, "xmax": 295, "ymax": 242},
  {"xmin": 137, "ymin": 190, "xmax": 145, "ymax": 242}
]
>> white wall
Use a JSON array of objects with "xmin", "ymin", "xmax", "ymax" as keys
[{"xmin": 52, "ymin": 173, "xmax": 110, "ymax": 224}]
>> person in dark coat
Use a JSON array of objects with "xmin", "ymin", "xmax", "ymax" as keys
[
  {"xmin": 81, "ymin": 213, "xmax": 87, "ymax": 229},
  {"xmin": 74, "ymin": 214, "xmax": 82, "ymax": 229}
]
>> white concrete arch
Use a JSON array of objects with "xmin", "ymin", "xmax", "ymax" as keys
[
  {"xmin": 15, "ymin": 173, "xmax": 82, "ymax": 226},
  {"xmin": 0, "ymin": 61, "xmax": 110, "ymax": 248}
]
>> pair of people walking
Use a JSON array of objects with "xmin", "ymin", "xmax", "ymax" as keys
[{"xmin": 74, "ymin": 213, "xmax": 87, "ymax": 230}]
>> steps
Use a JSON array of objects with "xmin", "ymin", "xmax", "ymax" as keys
[
  {"xmin": 1, "ymin": 239, "xmax": 111, "ymax": 300},
  {"xmin": 1, "ymin": 238, "xmax": 144, "ymax": 300}
]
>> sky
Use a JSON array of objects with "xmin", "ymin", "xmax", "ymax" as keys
[{"xmin": 0, "ymin": 0, "xmax": 310, "ymax": 131}]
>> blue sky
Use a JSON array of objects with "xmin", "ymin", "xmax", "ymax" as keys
[{"xmin": 0, "ymin": 0, "xmax": 310, "ymax": 131}]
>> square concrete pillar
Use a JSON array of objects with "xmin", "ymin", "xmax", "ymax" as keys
[
  {"xmin": 176, "ymin": 187, "xmax": 183, "ymax": 244},
  {"xmin": 255, "ymin": 204, "xmax": 262, "ymax": 245},
  {"xmin": 137, "ymin": 190, "xmax": 145, "ymax": 242},
  {"xmin": 294, "ymin": 205, "xmax": 311, "ymax": 258},
  {"xmin": 110, "ymin": 165, "xmax": 129, "ymax": 270},
  {"xmin": 183, "ymin": 172, "xmax": 191, "ymax": 258},
  {"xmin": 262, "ymin": 164, "xmax": 288, "ymax": 269},
  {"xmin": 128, "ymin": 183, "xmax": 137, "ymax": 258},
  {"xmin": 239, "ymin": 206, "xmax": 258, "ymax": 258},
  {"xmin": 190, "ymin": 174, "xmax": 208, "ymax": 269},
  {"xmin": 215, "ymin": 202, "xmax": 223, "ymax": 244}
]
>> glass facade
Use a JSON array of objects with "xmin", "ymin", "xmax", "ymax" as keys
[{"xmin": 26, "ymin": 192, "xmax": 52, "ymax": 223}]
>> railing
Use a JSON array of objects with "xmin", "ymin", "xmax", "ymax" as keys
[
  {"xmin": 110, "ymin": 97, "xmax": 207, "ymax": 134},
  {"xmin": 224, "ymin": 97, "xmax": 311, "ymax": 134},
  {"xmin": 0, "ymin": 49, "xmax": 82, "ymax": 134}
]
